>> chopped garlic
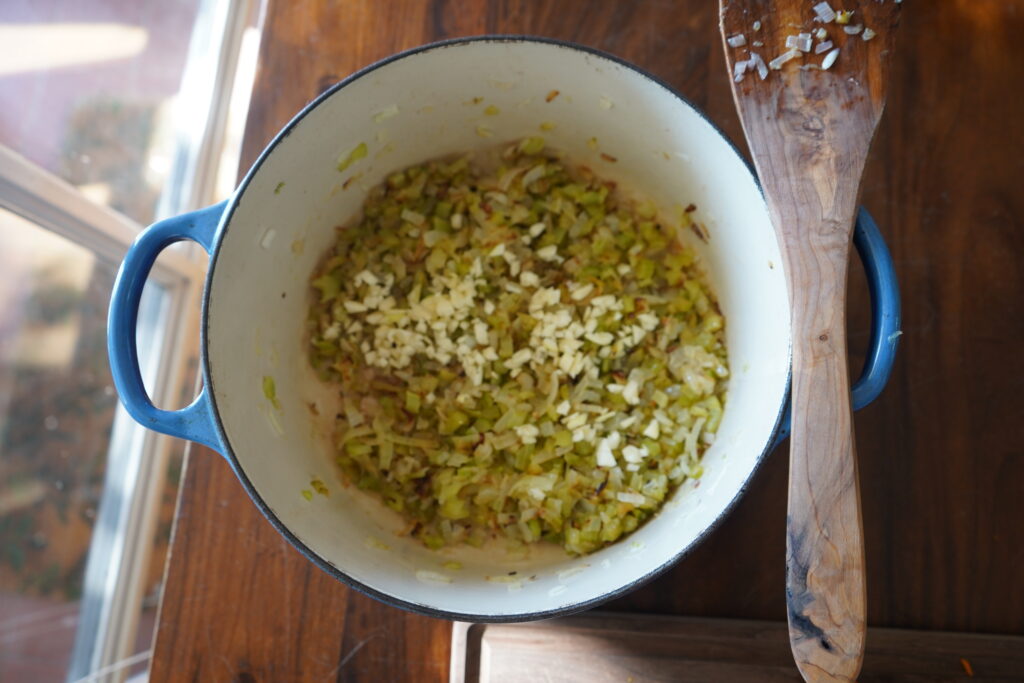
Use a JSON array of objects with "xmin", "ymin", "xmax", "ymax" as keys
[
  {"xmin": 622, "ymin": 379, "xmax": 641, "ymax": 405},
  {"xmin": 813, "ymin": 1, "xmax": 836, "ymax": 23},
  {"xmin": 536, "ymin": 245, "xmax": 561, "ymax": 262},
  {"xmin": 595, "ymin": 436, "xmax": 617, "ymax": 467},
  {"xmin": 733, "ymin": 60, "xmax": 749, "ymax": 83},
  {"xmin": 515, "ymin": 424, "xmax": 540, "ymax": 445},
  {"xmin": 473, "ymin": 320, "xmax": 489, "ymax": 345},
  {"xmin": 786, "ymin": 34, "xmax": 812, "ymax": 53},
  {"xmin": 769, "ymin": 49, "xmax": 801, "ymax": 70},
  {"xmin": 821, "ymin": 47, "xmax": 840, "ymax": 70},
  {"xmin": 622, "ymin": 445, "xmax": 647, "ymax": 463},
  {"xmin": 571, "ymin": 283, "xmax": 594, "ymax": 300},
  {"xmin": 637, "ymin": 313, "xmax": 659, "ymax": 331},
  {"xmin": 354, "ymin": 270, "xmax": 379, "ymax": 286},
  {"xmin": 563, "ymin": 412, "xmax": 588, "ymax": 430},
  {"xmin": 749, "ymin": 52, "xmax": 768, "ymax": 80},
  {"xmin": 520, "ymin": 271, "xmax": 540, "ymax": 288}
]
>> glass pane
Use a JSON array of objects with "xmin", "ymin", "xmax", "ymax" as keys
[
  {"xmin": 0, "ymin": 1, "xmax": 202, "ymax": 225},
  {"xmin": 0, "ymin": 208, "xmax": 115, "ymax": 680},
  {"xmin": 0, "ymin": 208, "xmax": 166, "ymax": 681}
]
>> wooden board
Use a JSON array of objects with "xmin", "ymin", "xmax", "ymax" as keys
[{"xmin": 450, "ymin": 613, "xmax": 1024, "ymax": 682}]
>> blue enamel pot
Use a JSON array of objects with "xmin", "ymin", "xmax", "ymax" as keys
[{"xmin": 108, "ymin": 37, "xmax": 899, "ymax": 622}]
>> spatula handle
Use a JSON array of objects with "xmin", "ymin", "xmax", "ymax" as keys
[{"xmin": 783, "ymin": 207, "xmax": 866, "ymax": 682}]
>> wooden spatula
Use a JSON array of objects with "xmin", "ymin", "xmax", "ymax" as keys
[{"xmin": 719, "ymin": 1, "xmax": 901, "ymax": 680}]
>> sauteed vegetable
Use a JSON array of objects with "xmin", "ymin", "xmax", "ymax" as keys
[{"xmin": 307, "ymin": 138, "xmax": 728, "ymax": 555}]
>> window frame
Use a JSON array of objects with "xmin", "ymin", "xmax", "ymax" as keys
[
  {"xmin": 0, "ymin": 0, "xmax": 261, "ymax": 679},
  {"xmin": 0, "ymin": 143, "xmax": 203, "ymax": 683},
  {"xmin": 0, "ymin": 140, "xmax": 200, "ymax": 683}
]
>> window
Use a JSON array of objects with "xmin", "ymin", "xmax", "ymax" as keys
[
  {"xmin": 0, "ymin": 201, "xmax": 173, "ymax": 681},
  {"xmin": 0, "ymin": 1, "xmax": 261, "ymax": 680}
]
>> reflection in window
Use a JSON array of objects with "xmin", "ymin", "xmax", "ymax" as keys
[
  {"xmin": 0, "ymin": 209, "xmax": 119, "ymax": 681},
  {"xmin": 0, "ymin": 2, "xmax": 202, "ymax": 226}
]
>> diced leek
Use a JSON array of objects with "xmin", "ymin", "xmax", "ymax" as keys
[
  {"xmin": 337, "ymin": 142, "xmax": 368, "ymax": 172},
  {"xmin": 704, "ymin": 395, "xmax": 724, "ymax": 433},
  {"xmin": 262, "ymin": 376, "xmax": 281, "ymax": 410},
  {"xmin": 518, "ymin": 136, "xmax": 546, "ymax": 155}
]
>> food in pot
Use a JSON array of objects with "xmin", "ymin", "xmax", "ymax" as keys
[{"xmin": 306, "ymin": 138, "xmax": 728, "ymax": 555}]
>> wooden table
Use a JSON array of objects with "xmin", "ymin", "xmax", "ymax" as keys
[{"xmin": 151, "ymin": 1, "xmax": 1024, "ymax": 680}]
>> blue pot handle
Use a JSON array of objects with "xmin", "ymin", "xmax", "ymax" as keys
[
  {"xmin": 107, "ymin": 201, "xmax": 228, "ymax": 453},
  {"xmin": 772, "ymin": 207, "xmax": 901, "ymax": 447}
]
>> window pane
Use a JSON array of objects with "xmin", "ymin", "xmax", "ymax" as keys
[
  {"xmin": 0, "ymin": 1, "xmax": 202, "ymax": 225},
  {"xmin": 0, "ymin": 208, "xmax": 166, "ymax": 681}
]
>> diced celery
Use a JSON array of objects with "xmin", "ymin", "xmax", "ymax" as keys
[
  {"xmin": 440, "ymin": 410, "xmax": 471, "ymax": 435},
  {"xmin": 311, "ymin": 274, "xmax": 341, "ymax": 302},
  {"xmin": 337, "ymin": 142, "xmax": 368, "ymax": 172}
]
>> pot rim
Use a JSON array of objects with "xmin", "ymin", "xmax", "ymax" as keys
[{"xmin": 201, "ymin": 34, "xmax": 790, "ymax": 623}]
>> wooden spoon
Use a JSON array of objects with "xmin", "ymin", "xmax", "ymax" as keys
[{"xmin": 719, "ymin": 1, "xmax": 901, "ymax": 680}]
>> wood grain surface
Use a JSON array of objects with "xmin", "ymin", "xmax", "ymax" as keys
[
  {"xmin": 150, "ymin": 2, "xmax": 1024, "ymax": 681},
  {"xmin": 721, "ymin": 3, "xmax": 901, "ymax": 679}
]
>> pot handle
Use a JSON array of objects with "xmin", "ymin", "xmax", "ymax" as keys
[
  {"xmin": 772, "ymin": 207, "xmax": 901, "ymax": 447},
  {"xmin": 107, "ymin": 201, "xmax": 228, "ymax": 453}
]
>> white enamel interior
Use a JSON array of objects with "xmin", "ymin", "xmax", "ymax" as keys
[{"xmin": 205, "ymin": 39, "xmax": 789, "ymax": 619}]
